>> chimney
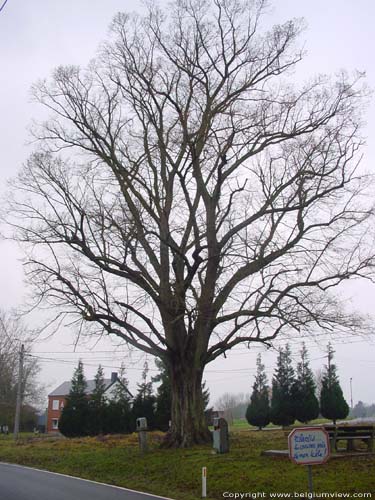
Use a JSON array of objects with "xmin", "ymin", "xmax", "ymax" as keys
[{"xmin": 111, "ymin": 372, "xmax": 118, "ymax": 383}]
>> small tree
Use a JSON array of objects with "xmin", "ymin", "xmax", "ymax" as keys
[
  {"xmin": 106, "ymin": 362, "xmax": 133, "ymax": 434},
  {"xmin": 201, "ymin": 382, "xmax": 212, "ymax": 424},
  {"xmin": 271, "ymin": 345, "xmax": 296, "ymax": 427},
  {"xmin": 153, "ymin": 359, "xmax": 172, "ymax": 431},
  {"xmin": 320, "ymin": 344, "xmax": 349, "ymax": 424},
  {"xmin": 246, "ymin": 354, "xmax": 270, "ymax": 430},
  {"xmin": 131, "ymin": 362, "xmax": 156, "ymax": 430},
  {"xmin": 88, "ymin": 364, "xmax": 107, "ymax": 435},
  {"xmin": 59, "ymin": 360, "xmax": 89, "ymax": 437},
  {"xmin": 293, "ymin": 344, "xmax": 319, "ymax": 423}
]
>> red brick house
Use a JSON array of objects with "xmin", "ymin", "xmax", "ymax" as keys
[{"xmin": 47, "ymin": 372, "xmax": 132, "ymax": 433}]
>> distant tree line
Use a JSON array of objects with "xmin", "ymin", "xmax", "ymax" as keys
[
  {"xmin": 58, "ymin": 359, "xmax": 211, "ymax": 437},
  {"xmin": 350, "ymin": 401, "xmax": 375, "ymax": 419},
  {"xmin": 246, "ymin": 343, "xmax": 349, "ymax": 429},
  {"xmin": 0, "ymin": 310, "xmax": 44, "ymax": 432},
  {"xmin": 214, "ymin": 393, "xmax": 249, "ymax": 421}
]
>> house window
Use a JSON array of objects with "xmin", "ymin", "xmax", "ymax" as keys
[
  {"xmin": 52, "ymin": 400, "xmax": 59, "ymax": 410},
  {"xmin": 52, "ymin": 419, "xmax": 59, "ymax": 430}
]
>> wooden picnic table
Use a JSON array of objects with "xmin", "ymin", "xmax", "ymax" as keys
[{"xmin": 322, "ymin": 424, "xmax": 375, "ymax": 452}]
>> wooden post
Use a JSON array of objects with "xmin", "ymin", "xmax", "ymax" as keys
[
  {"xmin": 202, "ymin": 467, "xmax": 207, "ymax": 498},
  {"xmin": 307, "ymin": 465, "xmax": 314, "ymax": 498},
  {"xmin": 138, "ymin": 430, "xmax": 148, "ymax": 453}
]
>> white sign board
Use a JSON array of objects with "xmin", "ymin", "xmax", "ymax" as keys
[{"xmin": 288, "ymin": 427, "xmax": 330, "ymax": 465}]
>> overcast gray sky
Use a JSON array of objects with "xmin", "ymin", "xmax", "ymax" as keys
[{"xmin": 1, "ymin": 0, "xmax": 375, "ymax": 407}]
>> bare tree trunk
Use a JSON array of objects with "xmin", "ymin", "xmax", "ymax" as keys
[{"xmin": 164, "ymin": 360, "xmax": 211, "ymax": 448}]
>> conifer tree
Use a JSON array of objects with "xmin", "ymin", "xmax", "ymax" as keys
[
  {"xmin": 92, "ymin": 365, "xmax": 106, "ymax": 402},
  {"xmin": 59, "ymin": 360, "xmax": 89, "ymax": 437},
  {"xmin": 106, "ymin": 362, "xmax": 133, "ymax": 433},
  {"xmin": 112, "ymin": 363, "xmax": 132, "ymax": 408},
  {"xmin": 246, "ymin": 354, "xmax": 270, "ymax": 430},
  {"xmin": 320, "ymin": 344, "xmax": 349, "ymax": 424},
  {"xmin": 152, "ymin": 359, "xmax": 171, "ymax": 431},
  {"xmin": 89, "ymin": 364, "xmax": 107, "ymax": 434},
  {"xmin": 202, "ymin": 382, "xmax": 211, "ymax": 416},
  {"xmin": 271, "ymin": 345, "xmax": 296, "ymax": 427},
  {"xmin": 293, "ymin": 344, "xmax": 319, "ymax": 423},
  {"xmin": 132, "ymin": 361, "xmax": 156, "ymax": 429}
]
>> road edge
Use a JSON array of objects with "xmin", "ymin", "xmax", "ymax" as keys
[{"xmin": 0, "ymin": 461, "xmax": 175, "ymax": 500}]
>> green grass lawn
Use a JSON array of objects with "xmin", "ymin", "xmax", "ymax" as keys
[
  {"xmin": 230, "ymin": 417, "xmax": 351, "ymax": 430},
  {"xmin": 0, "ymin": 429, "xmax": 374, "ymax": 499}
]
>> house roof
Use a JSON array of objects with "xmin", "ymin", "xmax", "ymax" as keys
[{"xmin": 48, "ymin": 378, "xmax": 132, "ymax": 397}]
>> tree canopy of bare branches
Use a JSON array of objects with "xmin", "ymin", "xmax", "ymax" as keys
[
  {"xmin": 5, "ymin": 0, "xmax": 375, "ymax": 446},
  {"xmin": 0, "ymin": 310, "xmax": 43, "ymax": 428}
]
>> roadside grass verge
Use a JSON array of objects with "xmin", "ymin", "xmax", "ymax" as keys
[{"xmin": 0, "ymin": 429, "xmax": 374, "ymax": 499}]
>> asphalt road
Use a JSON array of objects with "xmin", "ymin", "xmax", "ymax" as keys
[{"xmin": 0, "ymin": 462, "xmax": 173, "ymax": 500}]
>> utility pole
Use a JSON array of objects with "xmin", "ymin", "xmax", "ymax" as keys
[
  {"xmin": 13, "ymin": 343, "xmax": 24, "ymax": 439},
  {"xmin": 327, "ymin": 343, "xmax": 334, "ymax": 390},
  {"xmin": 350, "ymin": 377, "xmax": 353, "ymax": 409}
]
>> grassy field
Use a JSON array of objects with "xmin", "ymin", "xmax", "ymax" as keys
[
  {"xmin": 230, "ymin": 417, "xmax": 350, "ymax": 429},
  {"xmin": 0, "ymin": 427, "xmax": 374, "ymax": 499}
]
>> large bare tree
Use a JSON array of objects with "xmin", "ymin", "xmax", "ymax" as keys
[{"xmin": 6, "ymin": 0, "xmax": 374, "ymax": 446}]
